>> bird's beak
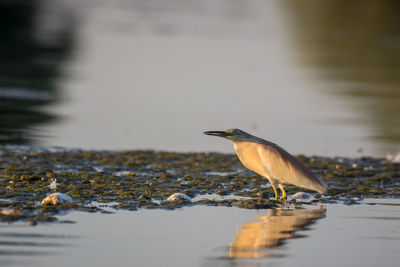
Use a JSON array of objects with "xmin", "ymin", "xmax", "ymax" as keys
[{"xmin": 204, "ymin": 131, "xmax": 228, "ymax": 137}]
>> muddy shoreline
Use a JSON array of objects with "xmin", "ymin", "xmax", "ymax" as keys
[{"xmin": 0, "ymin": 146, "xmax": 399, "ymax": 224}]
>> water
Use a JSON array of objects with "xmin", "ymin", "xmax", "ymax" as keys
[
  {"xmin": 1, "ymin": 2, "xmax": 400, "ymax": 266},
  {"xmin": 1, "ymin": 0, "xmax": 400, "ymax": 157},
  {"xmin": 0, "ymin": 199, "xmax": 399, "ymax": 267}
]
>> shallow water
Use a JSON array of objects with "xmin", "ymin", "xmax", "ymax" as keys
[
  {"xmin": 1, "ymin": 0, "xmax": 400, "ymax": 157},
  {"xmin": 1, "ymin": 198, "xmax": 399, "ymax": 267}
]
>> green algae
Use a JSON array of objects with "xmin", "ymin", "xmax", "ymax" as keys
[{"xmin": 0, "ymin": 146, "xmax": 399, "ymax": 224}]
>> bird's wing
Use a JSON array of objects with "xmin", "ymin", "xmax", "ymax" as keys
[{"xmin": 257, "ymin": 144, "xmax": 327, "ymax": 193}]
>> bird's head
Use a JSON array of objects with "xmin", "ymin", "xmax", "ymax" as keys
[{"xmin": 204, "ymin": 128, "xmax": 252, "ymax": 141}]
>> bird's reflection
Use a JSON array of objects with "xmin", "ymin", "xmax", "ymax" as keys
[{"xmin": 229, "ymin": 207, "xmax": 326, "ymax": 258}]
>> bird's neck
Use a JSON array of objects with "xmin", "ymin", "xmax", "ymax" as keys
[{"xmin": 233, "ymin": 141, "xmax": 250, "ymax": 164}]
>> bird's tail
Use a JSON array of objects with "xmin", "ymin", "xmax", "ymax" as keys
[{"xmin": 315, "ymin": 179, "xmax": 328, "ymax": 194}]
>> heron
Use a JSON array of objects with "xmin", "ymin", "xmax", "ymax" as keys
[{"xmin": 204, "ymin": 129, "xmax": 328, "ymax": 200}]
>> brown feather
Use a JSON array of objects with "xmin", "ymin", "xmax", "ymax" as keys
[{"xmin": 234, "ymin": 140, "xmax": 327, "ymax": 194}]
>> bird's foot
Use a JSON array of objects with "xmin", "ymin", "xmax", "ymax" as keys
[{"xmin": 280, "ymin": 189, "xmax": 287, "ymax": 200}]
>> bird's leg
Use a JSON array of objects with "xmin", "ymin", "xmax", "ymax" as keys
[
  {"xmin": 271, "ymin": 184, "xmax": 279, "ymax": 200},
  {"xmin": 279, "ymin": 184, "xmax": 287, "ymax": 200}
]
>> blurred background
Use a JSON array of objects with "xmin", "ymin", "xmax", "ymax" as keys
[{"xmin": 1, "ymin": 0, "xmax": 399, "ymax": 157}]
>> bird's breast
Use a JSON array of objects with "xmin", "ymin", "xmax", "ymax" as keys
[{"xmin": 233, "ymin": 142, "xmax": 268, "ymax": 177}]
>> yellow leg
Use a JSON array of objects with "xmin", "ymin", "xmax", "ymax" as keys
[
  {"xmin": 271, "ymin": 184, "xmax": 279, "ymax": 200},
  {"xmin": 279, "ymin": 184, "xmax": 287, "ymax": 200}
]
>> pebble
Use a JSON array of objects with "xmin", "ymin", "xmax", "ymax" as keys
[
  {"xmin": 41, "ymin": 193, "xmax": 73, "ymax": 205},
  {"xmin": 27, "ymin": 220, "xmax": 37, "ymax": 226},
  {"xmin": 288, "ymin": 192, "xmax": 315, "ymax": 202},
  {"xmin": 166, "ymin": 193, "xmax": 191, "ymax": 202},
  {"xmin": 0, "ymin": 209, "xmax": 22, "ymax": 216}
]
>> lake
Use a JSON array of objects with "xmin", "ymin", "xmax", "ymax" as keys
[{"xmin": 1, "ymin": 0, "xmax": 400, "ymax": 157}]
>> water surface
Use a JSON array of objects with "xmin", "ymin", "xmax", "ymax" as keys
[
  {"xmin": 1, "ymin": 199, "xmax": 399, "ymax": 267},
  {"xmin": 1, "ymin": 0, "xmax": 400, "ymax": 157}
]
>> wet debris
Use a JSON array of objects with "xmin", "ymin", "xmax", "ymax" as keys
[
  {"xmin": 48, "ymin": 178, "xmax": 59, "ymax": 190},
  {"xmin": 0, "ymin": 209, "xmax": 23, "ymax": 223},
  {"xmin": 234, "ymin": 198, "xmax": 278, "ymax": 209},
  {"xmin": 42, "ymin": 193, "xmax": 73, "ymax": 206},
  {"xmin": 342, "ymin": 198, "xmax": 361, "ymax": 206},
  {"xmin": 139, "ymin": 194, "xmax": 152, "ymax": 200},
  {"xmin": 0, "ymin": 208, "xmax": 57, "ymax": 225},
  {"xmin": 0, "ymin": 146, "xmax": 399, "ymax": 224}
]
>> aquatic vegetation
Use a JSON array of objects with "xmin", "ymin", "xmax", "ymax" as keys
[{"xmin": 0, "ymin": 146, "xmax": 399, "ymax": 224}]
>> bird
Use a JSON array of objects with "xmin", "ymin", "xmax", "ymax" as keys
[{"xmin": 204, "ymin": 129, "xmax": 328, "ymax": 200}]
